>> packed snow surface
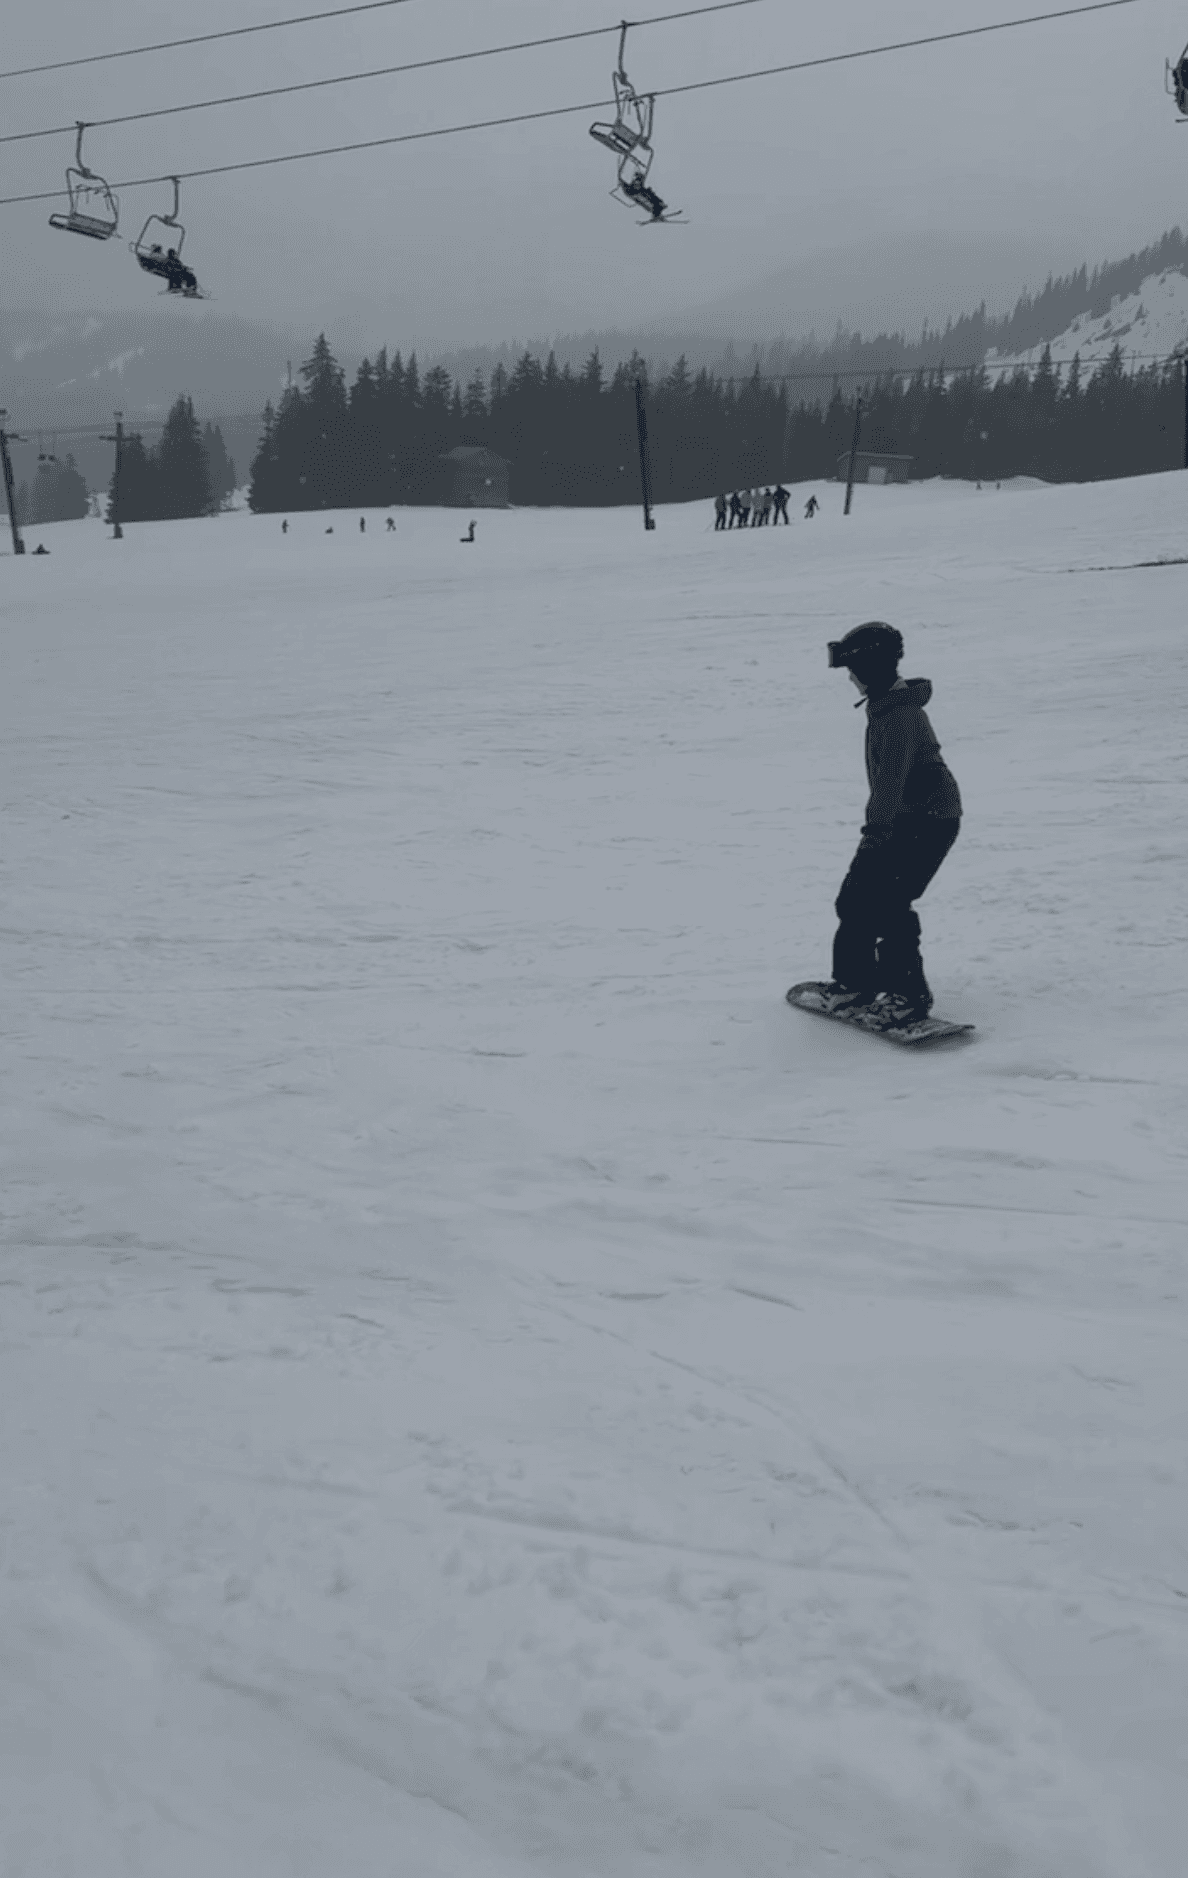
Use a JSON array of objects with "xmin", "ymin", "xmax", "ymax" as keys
[
  {"xmin": 3, "ymin": 477, "xmax": 1186, "ymax": 1877},
  {"xmin": 986, "ymin": 266, "xmax": 1188, "ymax": 373}
]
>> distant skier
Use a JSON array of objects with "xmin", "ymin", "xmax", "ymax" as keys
[
  {"xmin": 737, "ymin": 491, "xmax": 751, "ymax": 529},
  {"xmin": 359, "ymin": 516, "xmax": 366, "ymax": 532},
  {"xmin": 772, "ymin": 483, "xmax": 790, "ymax": 524},
  {"xmin": 281, "ymin": 519, "xmax": 288, "ymax": 534},
  {"xmin": 728, "ymin": 491, "xmax": 742, "ymax": 529},
  {"xmin": 714, "ymin": 492, "xmax": 727, "ymax": 531},
  {"xmin": 820, "ymin": 622, "xmax": 962, "ymax": 1024},
  {"xmin": 461, "ymin": 519, "xmax": 476, "ymax": 543},
  {"xmin": 386, "ymin": 516, "xmax": 396, "ymax": 532},
  {"xmin": 760, "ymin": 487, "xmax": 773, "ymax": 526},
  {"xmin": 804, "ymin": 494, "xmax": 819, "ymax": 520}
]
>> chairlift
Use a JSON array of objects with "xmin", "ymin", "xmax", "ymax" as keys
[
  {"xmin": 1168, "ymin": 44, "xmax": 1188, "ymax": 117},
  {"xmin": 48, "ymin": 122, "xmax": 120, "ymax": 242},
  {"xmin": 589, "ymin": 22, "xmax": 684, "ymax": 224},
  {"xmin": 129, "ymin": 177, "xmax": 206, "ymax": 298}
]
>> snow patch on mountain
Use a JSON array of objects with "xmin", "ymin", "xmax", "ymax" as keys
[{"xmin": 986, "ymin": 268, "xmax": 1188, "ymax": 372}]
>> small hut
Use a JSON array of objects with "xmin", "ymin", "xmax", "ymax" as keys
[
  {"xmin": 834, "ymin": 450, "xmax": 914, "ymax": 486},
  {"xmin": 441, "ymin": 445, "xmax": 511, "ymax": 507}
]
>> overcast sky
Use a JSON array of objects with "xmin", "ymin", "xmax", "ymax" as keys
[{"xmin": 2, "ymin": 0, "xmax": 1185, "ymax": 350}]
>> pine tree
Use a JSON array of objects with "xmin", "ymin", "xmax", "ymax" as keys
[
  {"xmin": 109, "ymin": 432, "xmax": 153, "ymax": 523},
  {"xmin": 202, "ymin": 422, "xmax": 237, "ymax": 506},
  {"xmin": 248, "ymin": 401, "xmax": 278, "ymax": 512},
  {"xmin": 155, "ymin": 396, "xmax": 213, "ymax": 519}
]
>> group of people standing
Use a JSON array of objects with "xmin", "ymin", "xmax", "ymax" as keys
[{"xmin": 714, "ymin": 488, "xmax": 819, "ymax": 530}]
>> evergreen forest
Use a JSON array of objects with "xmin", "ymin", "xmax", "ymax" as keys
[
  {"xmin": 108, "ymin": 398, "xmax": 239, "ymax": 524},
  {"xmin": 247, "ymin": 334, "xmax": 1186, "ymax": 512},
  {"xmin": 16, "ymin": 454, "xmax": 90, "ymax": 526}
]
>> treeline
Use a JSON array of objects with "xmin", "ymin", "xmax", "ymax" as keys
[
  {"xmin": 247, "ymin": 335, "xmax": 707, "ymax": 510},
  {"xmin": 16, "ymin": 454, "xmax": 90, "ymax": 525},
  {"xmin": 108, "ymin": 397, "xmax": 238, "ymax": 523},
  {"xmin": 247, "ymin": 334, "xmax": 1184, "ymax": 509},
  {"xmin": 794, "ymin": 345, "xmax": 1184, "ymax": 487}
]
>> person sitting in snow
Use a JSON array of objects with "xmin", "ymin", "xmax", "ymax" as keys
[{"xmin": 821, "ymin": 622, "xmax": 962, "ymax": 1024}]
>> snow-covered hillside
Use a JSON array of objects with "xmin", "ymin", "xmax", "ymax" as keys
[
  {"xmin": 3, "ymin": 479, "xmax": 1187, "ymax": 1877},
  {"xmin": 986, "ymin": 266, "xmax": 1188, "ymax": 373}
]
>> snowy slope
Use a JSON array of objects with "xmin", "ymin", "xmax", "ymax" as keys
[
  {"xmin": 2, "ymin": 479, "xmax": 1187, "ymax": 1877},
  {"xmin": 986, "ymin": 266, "xmax": 1188, "ymax": 372}
]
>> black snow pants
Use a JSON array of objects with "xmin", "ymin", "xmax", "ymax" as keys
[{"xmin": 832, "ymin": 816, "xmax": 959, "ymax": 1002}]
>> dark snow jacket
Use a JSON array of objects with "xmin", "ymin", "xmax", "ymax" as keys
[{"xmin": 860, "ymin": 677, "xmax": 961, "ymax": 846}]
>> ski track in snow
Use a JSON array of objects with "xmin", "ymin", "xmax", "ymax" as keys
[{"xmin": 2, "ymin": 477, "xmax": 1186, "ymax": 1876}]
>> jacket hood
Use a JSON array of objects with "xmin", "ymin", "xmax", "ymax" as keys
[{"xmin": 868, "ymin": 676, "xmax": 932, "ymax": 715}]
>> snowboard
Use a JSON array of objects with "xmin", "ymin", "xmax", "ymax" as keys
[{"xmin": 785, "ymin": 981, "xmax": 974, "ymax": 1047}]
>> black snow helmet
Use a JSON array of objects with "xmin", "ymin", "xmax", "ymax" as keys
[{"xmin": 827, "ymin": 621, "xmax": 904, "ymax": 672}]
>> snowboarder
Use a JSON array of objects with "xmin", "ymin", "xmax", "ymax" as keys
[
  {"xmin": 772, "ymin": 483, "xmax": 790, "ymax": 524},
  {"xmin": 714, "ymin": 492, "xmax": 727, "ymax": 531},
  {"xmin": 804, "ymin": 494, "xmax": 819, "ymax": 519},
  {"xmin": 820, "ymin": 622, "xmax": 962, "ymax": 1024}
]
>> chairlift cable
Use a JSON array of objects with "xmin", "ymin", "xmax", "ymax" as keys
[
  {"xmin": 0, "ymin": 0, "xmax": 772, "ymax": 90},
  {"xmin": 0, "ymin": 0, "xmax": 1138, "ymax": 210},
  {"xmin": 0, "ymin": 2, "xmax": 774, "ymax": 147},
  {"xmin": 9, "ymin": 348, "xmax": 1182, "ymax": 441},
  {"xmin": 712, "ymin": 350, "xmax": 1183, "ymax": 386},
  {"xmin": 655, "ymin": 0, "xmax": 1136, "ymax": 105},
  {"xmin": 0, "ymin": 0, "xmax": 1135, "ymax": 147},
  {"xmin": 0, "ymin": 0, "xmax": 423, "ymax": 82}
]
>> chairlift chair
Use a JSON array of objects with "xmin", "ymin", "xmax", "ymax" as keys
[
  {"xmin": 48, "ymin": 122, "xmax": 120, "ymax": 241},
  {"xmin": 129, "ymin": 177, "xmax": 203, "ymax": 297},
  {"xmin": 1168, "ymin": 44, "xmax": 1188, "ymax": 116},
  {"xmin": 590, "ymin": 25, "xmax": 656, "ymax": 165},
  {"xmin": 588, "ymin": 23, "xmax": 683, "ymax": 224}
]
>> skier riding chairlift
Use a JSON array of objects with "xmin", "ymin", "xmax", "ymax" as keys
[
  {"xmin": 48, "ymin": 122, "xmax": 120, "ymax": 242},
  {"xmin": 588, "ymin": 22, "xmax": 683, "ymax": 224},
  {"xmin": 1168, "ymin": 43, "xmax": 1188, "ymax": 116},
  {"xmin": 129, "ymin": 177, "xmax": 204, "ymax": 298}
]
